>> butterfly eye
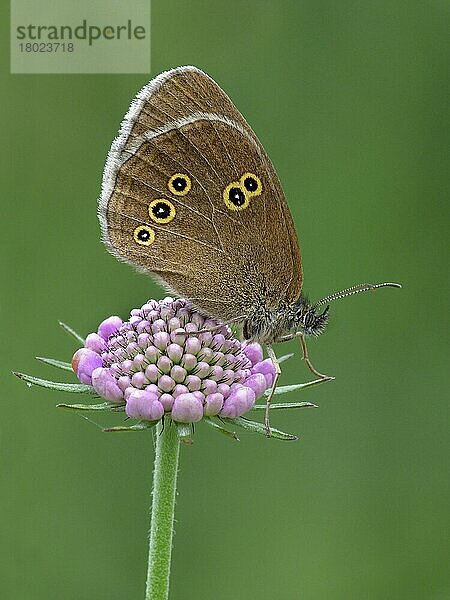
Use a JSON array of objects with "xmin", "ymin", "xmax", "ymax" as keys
[
  {"xmin": 223, "ymin": 182, "xmax": 250, "ymax": 211},
  {"xmin": 168, "ymin": 173, "xmax": 191, "ymax": 196},
  {"xmin": 240, "ymin": 172, "xmax": 262, "ymax": 197},
  {"xmin": 148, "ymin": 199, "xmax": 176, "ymax": 224},
  {"xmin": 133, "ymin": 225, "xmax": 155, "ymax": 246}
]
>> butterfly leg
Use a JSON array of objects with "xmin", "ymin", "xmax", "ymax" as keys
[
  {"xmin": 274, "ymin": 332, "xmax": 333, "ymax": 380},
  {"xmin": 298, "ymin": 333, "xmax": 333, "ymax": 380},
  {"xmin": 264, "ymin": 344, "xmax": 282, "ymax": 436}
]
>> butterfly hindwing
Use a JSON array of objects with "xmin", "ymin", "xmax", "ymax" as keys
[{"xmin": 100, "ymin": 66, "xmax": 302, "ymax": 320}]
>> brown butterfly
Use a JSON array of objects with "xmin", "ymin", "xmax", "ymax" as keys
[{"xmin": 99, "ymin": 66, "xmax": 400, "ymax": 432}]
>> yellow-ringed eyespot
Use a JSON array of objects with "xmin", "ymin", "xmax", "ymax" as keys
[
  {"xmin": 133, "ymin": 225, "xmax": 155, "ymax": 246},
  {"xmin": 223, "ymin": 182, "xmax": 250, "ymax": 211},
  {"xmin": 240, "ymin": 172, "xmax": 262, "ymax": 197},
  {"xmin": 168, "ymin": 173, "xmax": 191, "ymax": 196},
  {"xmin": 148, "ymin": 199, "xmax": 176, "ymax": 224}
]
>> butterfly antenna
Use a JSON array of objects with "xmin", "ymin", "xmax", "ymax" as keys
[{"xmin": 314, "ymin": 282, "xmax": 401, "ymax": 308}]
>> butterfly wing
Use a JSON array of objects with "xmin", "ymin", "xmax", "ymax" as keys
[{"xmin": 99, "ymin": 66, "xmax": 302, "ymax": 321}]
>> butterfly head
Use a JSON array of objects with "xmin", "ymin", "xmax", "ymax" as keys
[{"xmin": 295, "ymin": 298, "xmax": 330, "ymax": 337}]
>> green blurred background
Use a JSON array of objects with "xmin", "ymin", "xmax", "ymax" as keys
[{"xmin": 1, "ymin": 1, "xmax": 449, "ymax": 599}]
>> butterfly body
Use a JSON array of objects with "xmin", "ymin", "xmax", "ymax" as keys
[{"xmin": 243, "ymin": 297, "xmax": 329, "ymax": 343}]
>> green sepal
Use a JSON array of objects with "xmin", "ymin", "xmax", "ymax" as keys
[
  {"xmin": 224, "ymin": 416, "xmax": 298, "ymax": 441},
  {"xmin": 14, "ymin": 372, "xmax": 96, "ymax": 394},
  {"xmin": 266, "ymin": 377, "xmax": 334, "ymax": 396},
  {"xmin": 277, "ymin": 352, "xmax": 294, "ymax": 364},
  {"xmin": 251, "ymin": 401, "xmax": 318, "ymax": 411},
  {"xmin": 103, "ymin": 421, "xmax": 157, "ymax": 433},
  {"xmin": 57, "ymin": 401, "xmax": 125, "ymax": 411},
  {"xmin": 35, "ymin": 356, "xmax": 73, "ymax": 371},
  {"xmin": 175, "ymin": 422, "xmax": 194, "ymax": 445},
  {"xmin": 203, "ymin": 416, "xmax": 239, "ymax": 441},
  {"xmin": 58, "ymin": 321, "xmax": 85, "ymax": 344}
]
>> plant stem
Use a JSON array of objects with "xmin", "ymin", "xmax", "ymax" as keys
[{"xmin": 145, "ymin": 421, "xmax": 180, "ymax": 600}]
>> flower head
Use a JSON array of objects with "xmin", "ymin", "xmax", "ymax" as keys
[
  {"xmin": 71, "ymin": 297, "xmax": 275, "ymax": 424},
  {"xmin": 15, "ymin": 297, "xmax": 326, "ymax": 442}
]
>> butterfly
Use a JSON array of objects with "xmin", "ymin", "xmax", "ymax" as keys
[{"xmin": 99, "ymin": 66, "xmax": 400, "ymax": 432}]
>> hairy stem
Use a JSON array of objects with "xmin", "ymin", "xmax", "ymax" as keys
[{"xmin": 145, "ymin": 421, "xmax": 180, "ymax": 600}]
